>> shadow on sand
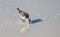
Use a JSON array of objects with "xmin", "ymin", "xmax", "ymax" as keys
[{"xmin": 31, "ymin": 18, "xmax": 42, "ymax": 24}]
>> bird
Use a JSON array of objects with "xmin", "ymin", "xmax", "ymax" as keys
[{"xmin": 17, "ymin": 8, "xmax": 31, "ymax": 24}]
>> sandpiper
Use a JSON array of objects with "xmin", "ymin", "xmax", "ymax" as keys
[{"xmin": 17, "ymin": 8, "xmax": 31, "ymax": 24}]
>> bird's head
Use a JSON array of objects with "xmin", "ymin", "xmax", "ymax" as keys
[{"xmin": 16, "ymin": 8, "xmax": 22, "ymax": 12}]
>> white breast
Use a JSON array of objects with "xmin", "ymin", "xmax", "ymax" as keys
[
  {"xmin": 21, "ymin": 16, "xmax": 25, "ymax": 19},
  {"xmin": 20, "ymin": 16, "xmax": 29, "ymax": 22},
  {"xmin": 25, "ymin": 19, "xmax": 29, "ymax": 21}
]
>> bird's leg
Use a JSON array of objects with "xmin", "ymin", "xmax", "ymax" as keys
[
  {"xmin": 21, "ymin": 19, "xmax": 25, "ymax": 23},
  {"xmin": 29, "ymin": 19, "xmax": 31, "ymax": 24}
]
